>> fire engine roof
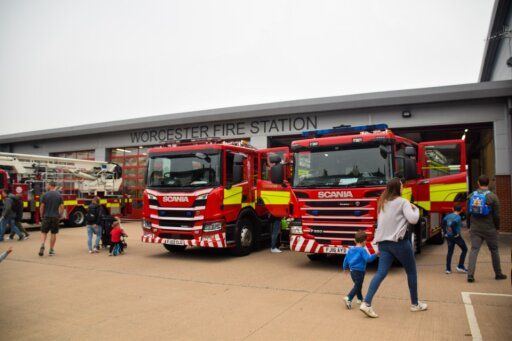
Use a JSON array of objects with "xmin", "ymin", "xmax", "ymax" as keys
[{"xmin": 0, "ymin": 80, "xmax": 511, "ymax": 144}]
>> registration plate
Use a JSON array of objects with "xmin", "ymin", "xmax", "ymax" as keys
[
  {"xmin": 324, "ymin": 246, "xmax": 346, "ymax": 254},
  {"xmin": 164, "ymin": 239, "xmax": 184, "ymax": 246}
]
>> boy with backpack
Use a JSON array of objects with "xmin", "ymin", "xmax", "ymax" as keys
[
  {"xmin": 466, "ymin": 175, "xmax": 507, "ymax": 282},
  {"xmin": 86, "ymin": 197, "xmax": 104, "ymax": 253},
  {"xmin": 342, "ymin": 231, "xmax": 378, "ymax": 309},
  {"xmin": 442, "ymin": 205, "xmax": 467, "ymax": 274}
]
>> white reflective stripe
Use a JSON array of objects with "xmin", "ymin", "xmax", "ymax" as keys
[
  {"xmin": 304, "ymin": 240, "xmax": 314, "ymax": 252},
  {"xmin": 305, "ymin": 222, "xmax": 373, "ymax": 228},
  {"xmin": 298, "ymin": 198, "xmax": 377, "ymax": 202},
  {"xmin": 146, "ymin": 188, "xmax": 212, "ymax": 197},
  {"xmin": 150, "ymin": 205, "xmax": 205, "ymax": 211},
  {"xmin": 150, "ymin": 214, "xmax": 203, "ymax": 221},
  {"xmin": 215, "ymin": 234, "xmax": 222, "ymax": 247},
  {"xmin": 207, "ymin": 239, "xmax": 214, "ymax": 247},
  {"xmin": 300, "ymin": 207, "xmax": 374, "ymax": 211},
  {"xmin": 307, "ymin": 230, "xmax": 373, "ymax": 235},
  {"xmin": 314, "ymin": 244, "xmax": 322, "ymax": 253},
  {"xmin": 315, "ymin": 237, "xmax": 353, "ymax": 241},
  {"xmin": 295, "ymin": 237, "xmax": 305, "ymax": 251},
  {"xmin": 302, "ymin": 215, "xmax": 373, "ymax": 220},
  {"xmin": 152, "ymin": 224, "xmax": 202, "ymax": 231}
]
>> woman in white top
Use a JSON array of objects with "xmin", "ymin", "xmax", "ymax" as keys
[{"xmin": 360, "ymin": 178, "xmax": 428, "ymax": 318}]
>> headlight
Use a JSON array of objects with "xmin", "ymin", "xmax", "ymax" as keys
[
  {"xmin": 203, "ymin": 221, "xmax": 223, "ymax": 232},
  {"xmin": 142, "ymin": 219, "xmax": 152, "ymax": 229},
  {"xmin": 290, "ymin": 220, "xmax": 303, "ymax": 234},
  {"xmin": 196, "ymin": 194, "xmax": 208, "ymax": 200},
  {"xmin": 148, "ymin": 193, "xmax": 157, "ymax": 200}
]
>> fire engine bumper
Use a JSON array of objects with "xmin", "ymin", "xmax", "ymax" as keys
[
  {"xmin": 141, "ymin": 232, "xmax": 228, "ymax": 248},
  {"xmin": 290, "ymin": 235, "xmax": 378, "ymax": 255}
]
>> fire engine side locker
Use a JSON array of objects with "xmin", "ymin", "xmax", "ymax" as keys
[{"xmin": 416, "ymin": 139, "xmax": 468, "ymax": 244}]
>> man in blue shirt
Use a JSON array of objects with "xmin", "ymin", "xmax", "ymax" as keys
[
  {"xmin": 342, "ymin": 231, "xmax": 378, "ymax": 309},
  {"xmin": 442, "ymin": 205, "xmax": 468, "ymax": 274}
]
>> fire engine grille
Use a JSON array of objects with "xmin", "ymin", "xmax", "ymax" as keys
[
  {"xmin": 300, "ymin": 198, "xmax": 377, "ymax": 245},
  {"xmin": 158, "ymin": 220, "xmax": 195, "ymax": 228}
]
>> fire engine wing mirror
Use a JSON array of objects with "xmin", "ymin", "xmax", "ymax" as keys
[
  {"xmin": 405, "ymin": 146, "xmax": 416, "ymax": 157},
  {"xmin": 232, "ymin": 154, "xmax": 245, "ymax": 184},
  {"xmin": 270, "ymin": 164, "xmax": 284, "ymax": 185},
  {"xmin": 195, "ymin": 152, "xmax": 211, "ymax": 163},
  {"xmin": 268, "ymin": 153, "xmax": 282, "ymax": 164},
  {"xmin": 404, "ymin": 158, "xmax": 418, "ymax": 180}
]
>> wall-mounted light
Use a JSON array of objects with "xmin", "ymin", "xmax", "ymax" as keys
[{"xmin": 402, "ymin": 111, "xmax": 412, "ymax": 118}]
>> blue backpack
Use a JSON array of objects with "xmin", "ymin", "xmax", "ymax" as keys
[{"xmin": 468, "ymin": 190, "xmax": 491, "ymax": 217}]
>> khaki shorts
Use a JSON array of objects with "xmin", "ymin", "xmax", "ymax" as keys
[{"xmin": 41, "ymin": 217, "xmax": 60, "ymax": 234}]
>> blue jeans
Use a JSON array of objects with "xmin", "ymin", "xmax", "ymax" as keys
[
  {"xmin": 87, "ymin": 224, "xmax": 102, "ymax": 250},
  {"xmin": 364, "ymin": 238, "xmax": 418, "ymax": 305},
  {"xmin": 347, "ymin": 270, "xmax": 365, "ymax": 301},
  {"xmin": 0, "ymin": 217, "xmax": 23, "ymax": 241},
  {"xmin": 271, "ymin": 219, "xmax": 281, "ymax": 249},
  {"xmin": 446, "ymin": 235, "xmax": 467, "ymax": 271}
]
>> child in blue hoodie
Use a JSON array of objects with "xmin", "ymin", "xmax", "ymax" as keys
[{"xmin": 343, "ymin": 231, "xmax": 378, "ymax": 309}]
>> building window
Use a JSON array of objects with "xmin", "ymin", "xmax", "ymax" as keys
[{"xmin": 51, "ymin": 150, "xmax": 95, "ymax": 160}]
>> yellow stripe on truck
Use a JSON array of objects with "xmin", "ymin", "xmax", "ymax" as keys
[
  {"xmin": 430, "ymin": 182, "xmax": 468, "ymax": 202},
  {"xmin": 261, "ymin": 190, "xmax": 290, "ymax": 205},
  {"xmin": 106, "ymin": 203, "xmax": 120, "ymax": 208},
  {"xmin": 64, "ymin": 200, "xmax": 78, "ymax": 206},
  {"xmin": 416, "ymin": 201, "xmax": 431, "ymax": 211},
  {"xmin": 224, "ymin": 187, "xmax": 243, "ymax": 205},
  {"xmin": 23, "ymin": 202, "xmax": 28, "ymax": 208},
  {"xmin": 402, "ymin": 187, "xmax": 412, "ymax": 201}
]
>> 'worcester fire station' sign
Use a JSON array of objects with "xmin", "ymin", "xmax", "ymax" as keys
[{"xmin": 129, "ymin": 115, "xmax": 318, "ymax": 143}]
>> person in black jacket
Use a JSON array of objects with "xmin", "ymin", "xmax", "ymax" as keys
[
  {"xmin": 9, "ymin": 193, "xmax": 30, "ymax": 240},
  {"xmin": 86, "ymin": 197, "xmax": 104, "ymax": 253}
]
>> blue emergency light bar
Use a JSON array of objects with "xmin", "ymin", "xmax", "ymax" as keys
[{"xmin": 301, "ymin": 124, "xmax": 389, "ymax": 138}]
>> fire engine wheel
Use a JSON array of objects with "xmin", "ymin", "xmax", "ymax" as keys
[
  {"xmin": 163, "ymin": 244, "xmax": 187, "ymax": 252},
  {"xmin": 67, "ymin": 209, "xmax": 86, "ymax": 227},
  {"xmin": 429, "ymin": 229, "xmax": 445, "ymax": 245},
  {"xmin": 231, "ymin": 218, "xmax": 254, "ymax": 256}
]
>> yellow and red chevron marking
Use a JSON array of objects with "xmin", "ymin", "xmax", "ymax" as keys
[{"xmin": 141, "ymin": 232, "xmax": 227, "ymax": 248}]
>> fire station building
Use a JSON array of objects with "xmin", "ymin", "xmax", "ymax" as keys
[{"xmin": 1, "ymin": 2, "xmax": 511, "ymax": 229}]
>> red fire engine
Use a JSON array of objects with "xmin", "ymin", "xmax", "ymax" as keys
[
  {"xmin": 276, "ymin": 124, "xmax": 467, "ymax": 258},
  {"xmin": 141, "ymin": 139, "xmax": 289, "ymax": 256},
  {"xmin": 0, "ymin": 152, "xmax": 129, "ymax": 226}
]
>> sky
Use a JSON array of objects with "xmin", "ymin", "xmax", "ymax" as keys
[{"xmin": 0, "ymin": 0, "xmax": 495, "ymax": 136}]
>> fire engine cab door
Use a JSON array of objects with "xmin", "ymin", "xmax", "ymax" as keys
[
  {"xmin": 417, "ymin": 139, "xmax": 468, "ymax": 218},
  {"xmin": 256, "ymin": 147, "xmax": 291, "ymax": 218}
]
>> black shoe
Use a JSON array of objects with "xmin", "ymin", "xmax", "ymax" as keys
[
  {"xmin": 467, "ymin": 275, "xmax": 475, "ymax": 283},
  {"xmin": 495, "ymin": 274, "xmax": 507, "ymax": 280},
  {"xmin": 38, "ymin": 245, "xmax": 45, "ymax": 257}
]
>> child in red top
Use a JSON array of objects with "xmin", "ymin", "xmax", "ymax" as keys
[{"xmin": 109, "ymin": 218, "xmax": 128, "ymax": 256}]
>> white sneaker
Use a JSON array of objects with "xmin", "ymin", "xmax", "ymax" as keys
[
  {"xmin": 343, "ymin": 296, "xmax": 352, "ymax": 310},
  {"xmin": 360, "ymin": 303, "xmax": 379, "ymax": 318},
  {"xmin": 270, "ymin": 248, "xmax": 282, "ymax": 253},
  {"xmin": 456, "ymin": 266, "xmax": 468, "ymax": 273},
  {"xmin": 93, "ymin": 248, "xmax": 99, "ymax": 253},
  {"xmin": 88, "ymin": 250, "xmax": 93, "ymax": 254},
  {"xmin": 445, "ymin": 270, "xmax": 451, "ymax": 274},
  {"xmin": 410, "ymin": 301, "xmax": 428, "ymax": 312},
  {"xmin": 355, "ymin": 299, "xmax": 362, "ymax": 304}
]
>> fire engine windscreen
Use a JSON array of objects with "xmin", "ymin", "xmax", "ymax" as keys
[
  {"xmin": 293, "ymin": 146, "xmax": 392, "ymax": 188},
  {"xmin": 146, "ymin": 152, "xmax": 221, "ymax": 188}
]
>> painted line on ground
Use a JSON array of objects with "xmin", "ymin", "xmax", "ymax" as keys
[{"xmin": 461, "ymin": 291, "xmax": 512, "ymax": 341}]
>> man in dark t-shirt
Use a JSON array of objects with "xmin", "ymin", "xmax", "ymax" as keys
[{"xmin": 39, "ymin": 181, "xmax": 64, "ymax": 257}]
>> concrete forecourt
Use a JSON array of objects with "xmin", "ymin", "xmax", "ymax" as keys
[{"xmin": 1, "ymin": 221, "xmax": 510, "ymax": 340}]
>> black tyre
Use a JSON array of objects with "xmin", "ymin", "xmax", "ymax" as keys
[
  {"xmin": 230, "ymin": 218, "xmax": 254, "ymax": 256},
  {"xmin": 163, "ymin": 244, "xmax": 187, "ymax": 252},
  {"xmin": 429, "ymin": 229, "xmax": 444, "ymax": 245},
  {"xmin": 67, "ymin": 209, "xmax": 86, "ymax": 227},
  {"xmin": 307, "ymin": 253, "xmax": 327, "ymax": 261},
  {"xmin": 410, "ymin": 219, "xmax": 424, "ymax": 254}
]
